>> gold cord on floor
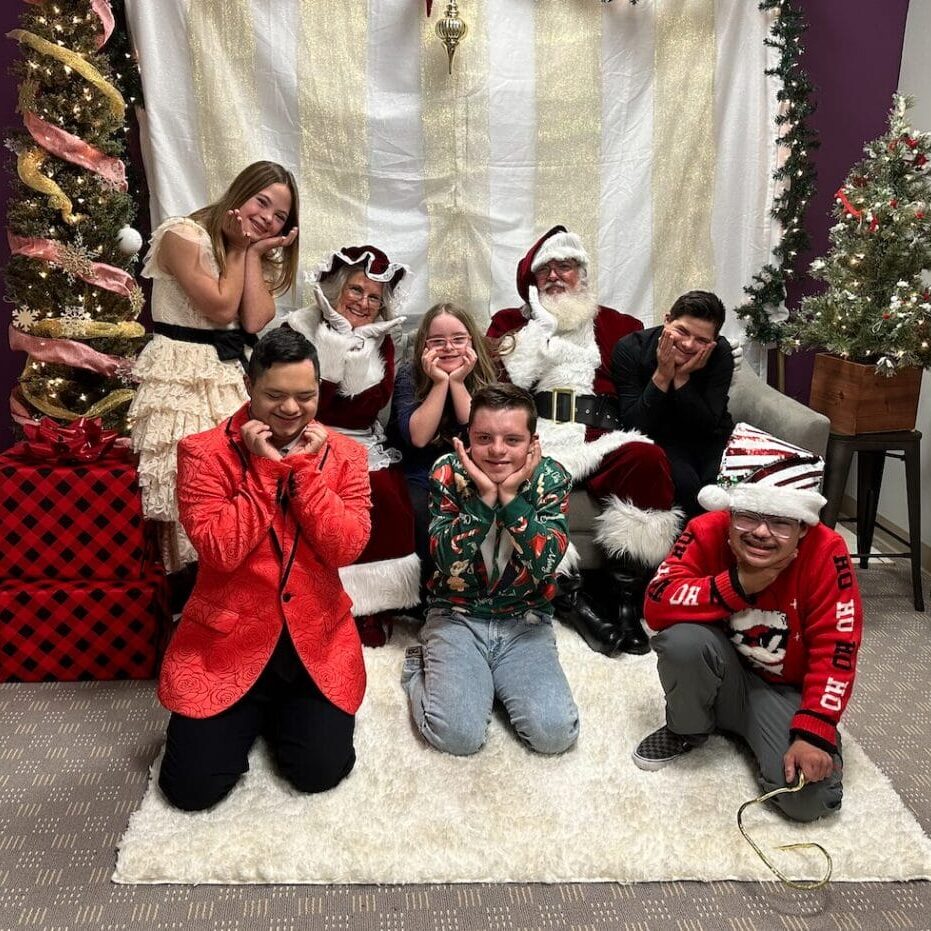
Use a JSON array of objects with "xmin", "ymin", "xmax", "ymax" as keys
[{"xmin": 737, "ymin": 774, "xmax": 833, "ymax": 890}]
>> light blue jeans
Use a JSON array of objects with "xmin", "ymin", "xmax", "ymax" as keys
[{"xmin": 402, "ymin": 607, "xmax": 579, "ymax": 756}]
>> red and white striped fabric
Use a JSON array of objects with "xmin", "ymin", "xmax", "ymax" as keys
[{"xmin": 697, "ymin": 423, "xmax": 827, "ymax": 525}]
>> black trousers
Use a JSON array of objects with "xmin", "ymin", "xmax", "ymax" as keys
[
  {"xmin": 158, "ymin": 628, "xmax": 356, "ymax": 812},
  {"xmin": 409, "ymin": 481, "xmax": 434, "ymax": 599},
  {"xmin": 664, "ymin": 440, "xmax": 727, "ymax": 519}
]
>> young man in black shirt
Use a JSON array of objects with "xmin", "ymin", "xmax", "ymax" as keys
[{"xmin": 611, "ymin": 291, "xmax": 734, "ymax": 518}]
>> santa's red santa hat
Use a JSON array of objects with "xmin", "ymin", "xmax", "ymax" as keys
[
  {"xmin": 516, "ymin": 225, "xmax": 590, "ymax": 301},
  {"xmin": 697, "ymin": 423, "xmax": 827, "ymax": 525}
]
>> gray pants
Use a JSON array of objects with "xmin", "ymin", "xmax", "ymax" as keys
[{"xmin": 653, "ymin": 624, "xmax": 843, "ymax": 822}]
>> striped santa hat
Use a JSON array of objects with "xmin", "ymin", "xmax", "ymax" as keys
[{"xmin": 697, "ymin": 423, "xmax": 827, "ymax": 526}]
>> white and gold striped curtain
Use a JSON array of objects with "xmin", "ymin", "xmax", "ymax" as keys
[{"xmin": 126, "ymin": 0, "xmax": 779, "ymax": 343}]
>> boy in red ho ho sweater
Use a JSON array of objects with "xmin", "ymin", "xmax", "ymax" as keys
[{"xmin": 632, "ymin": 424, "xmax": 862, "ymax": 822}]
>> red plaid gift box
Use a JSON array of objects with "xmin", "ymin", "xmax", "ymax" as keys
[
  {"xmin": 0, "ymin": 458, "xmax": 147, "ymax": 581},
  {"xmin": 0, "ymin": 570, "xmax": 169, "ymax": 682}
]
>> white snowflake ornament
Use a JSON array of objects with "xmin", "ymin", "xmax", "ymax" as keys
[{"xmin": 13, "ymin": 308, "xmax": 37, "ymax": 331}]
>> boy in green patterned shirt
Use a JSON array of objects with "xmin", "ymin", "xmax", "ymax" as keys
[{"xmin": 402, "ymin": 383, "xmax": 579, "ymax": 756}]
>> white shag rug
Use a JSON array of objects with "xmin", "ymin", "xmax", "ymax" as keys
[{"xmin": 114, "ymin": 623, "xmax": 931, "ymax": 885}]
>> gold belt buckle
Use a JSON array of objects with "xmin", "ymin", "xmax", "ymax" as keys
[{"xmin": 553, "ymin": 387, "xmax": 575, "ymax": 423}]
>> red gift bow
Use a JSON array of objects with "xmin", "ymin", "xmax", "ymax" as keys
[{"xmin": 11, "ymin": 416, "xmax": 127, "ymax": 464}]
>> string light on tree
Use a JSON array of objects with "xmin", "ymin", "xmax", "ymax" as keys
[
  {"xmin": 4, "ymin": 0, "xmax": 146, "ymax": 432},
  {"xmin": 737, "ymin": 2, "xmax": 818, "ymax": 345}
]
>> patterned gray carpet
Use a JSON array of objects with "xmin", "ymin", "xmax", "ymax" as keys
[{"xmin": 1, "ymin": 561, "xmax": 928, "ymax": 930}]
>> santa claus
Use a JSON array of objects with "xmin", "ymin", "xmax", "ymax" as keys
[{"xmin": 488, "ymin": 226, "xmax": 683, "ymax": 655}]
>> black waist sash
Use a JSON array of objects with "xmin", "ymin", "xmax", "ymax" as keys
[{"xmin": 153, "ymin": 322, "xmax": 256, "ymax": 367}]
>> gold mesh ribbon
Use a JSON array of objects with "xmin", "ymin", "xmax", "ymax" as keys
[
  {"xmin": 420, "ymin": 0, "xmax": 490, "ymax": 321},
  {"xmin": 737, "ymin": 774, "xmax": 833, "ymax": 890},
  {"xmin": 651, "ymin": 0, "xmax": 716, "ymax": 322},
  {"xmin": 534, "ymin": 0, "xmax": 602, "ymax": 296},
  {"xmin": 7, "ymin": 29, "xmax": 125, "ymax": 119},
  {"xmin": 18, "ymin": 76, "xmax": 39, "ymax": 113},
  {"xmin": 297, "ymin": 0, "xmax": 369, "ymax": 303},
  {"xmin": 17, "ymin": 148, "xmax": 84, "ymax": 225},
  {"xmin": 187, "ymin": 1, "xmax": 259, "ymax": 203},
  {"xmin": 20, "ymin": 383, "xmax": 135, "ymax": 422},
  {"xmin": 29, "ymin": 319, "xmax": 145, "ymax": 339}
]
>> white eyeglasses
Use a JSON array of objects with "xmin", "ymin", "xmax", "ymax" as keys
[
  {"xmin": 425, "ymin": 335, "xmax": 471, "ymax": 350},
  {"xmin": 732, "ymin": 510, "xmax": 801, "ymax": 540}
]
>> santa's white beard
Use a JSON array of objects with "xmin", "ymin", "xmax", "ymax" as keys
[{"xmin": 539, "ymin": 288, "xmax": 599, "ymax": 333}]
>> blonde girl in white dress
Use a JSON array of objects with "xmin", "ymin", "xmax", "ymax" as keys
[{"xmin": 130, "ymin": 161, "xmax": 299, "ymax": 575}]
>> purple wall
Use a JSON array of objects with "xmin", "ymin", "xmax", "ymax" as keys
[
  {"xmin": 0, "ymin": 3, "xmax": 913, "ymax": 446},
  {"xmin": 782, "ymin": 0, "xmax": 911, "ymax": 403}
]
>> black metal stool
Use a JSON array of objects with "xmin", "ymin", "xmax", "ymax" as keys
[{"xmin": 821, "ymin": 430, "xmax": 924, "ymax": 611}]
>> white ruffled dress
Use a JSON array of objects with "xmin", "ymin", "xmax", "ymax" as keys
[{"xmin": 129, "ymin": 217, "xmax": 248, "ymax": 573}]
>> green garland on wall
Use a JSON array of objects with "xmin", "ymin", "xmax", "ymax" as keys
[{"xmin": 736, "ymin": 0, "xmax": 819, "ymax": 345}]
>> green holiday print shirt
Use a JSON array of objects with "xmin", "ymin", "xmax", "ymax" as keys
[{"xmin": 426, "ymin": 452, "xmax": 571, "ymax": 619}]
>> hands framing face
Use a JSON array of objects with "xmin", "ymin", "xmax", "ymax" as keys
[
  {"xmin": 224, "ymin": 209, "xmax": 298, "ymax": 255},
  {"xmin": 452, "ymin": 436, "xmax": 541, "ymax": 507},
  {"xmin": 241, "ymin": 418, "xmax": 283, "ymax": 461},
  {"xmin": 675, "ymin": 340, "xmax": 714, "ymax": 378},
  {"xmin": 655, "ymin": 329, "xmax": 679, "ymax": 382},
  {"xmin": 654, "ymin": 323, "xmax": 717, "ymax": 390},
  {"xmin": 421, "ymin": 344, "xmax": 477, "ymax": 385},
  {"xmin": 447, "ymin": 346, "xmax": 478, "ymax": 384},
  {"xmin": 497, "ymin": 440, "xmax": 542, "ymax": 502},
  {"xmin": 287, "ymin": 423, "xmax": 328, "ymax": 457},
  {"xmin": 241, "ymin": 419, "xmax": 327, "ymax": 462}
]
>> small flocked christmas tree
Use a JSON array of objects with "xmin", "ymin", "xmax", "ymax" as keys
[
  {"xmin": 5, "ymin": 0, "xmax": 145, "ymax": 433},
  {"xmin": 782, "ymin": 94, "xmax": 931, "ymax": 374}
]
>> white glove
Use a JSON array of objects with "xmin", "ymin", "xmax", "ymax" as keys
[
  {"xmin": 731, "ymin": 340, "xmax": 743, "ymax": 373},
  {"xmin": 353, "ymin": 315, "xmax": 405, "ymax": 345},
  {"xmin": 527, "ymin": 285, "xmax": 558, "ymax": 338},
  {"xmin": 316, "ymin": 284, "xmax": 354, "ymax": 335}
]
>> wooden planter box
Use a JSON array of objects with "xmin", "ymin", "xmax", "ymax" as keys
[{"xmin": 809, "ymin": 353, "xmax": 923, "ymax": 435}]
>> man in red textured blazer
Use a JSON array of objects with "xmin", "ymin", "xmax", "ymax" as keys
[{"xmin": 157, "ymin": 327, "xmax": 372, "ymax": 811}]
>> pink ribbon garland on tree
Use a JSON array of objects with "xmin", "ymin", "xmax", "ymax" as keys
[
  {"xmin": 24, "ymin": 0, "xmax": 114, "ymax": 49},
  {"xmin": 8, "ymin": 232, "xmax": 138, "ymax": 300},
  {"xmin": 8, "ymin": 325, "xmax": 130, "ymax": 378},
  {"xmin": 23, "ymin": 111, "xmax": 127, "ymax": 190}
]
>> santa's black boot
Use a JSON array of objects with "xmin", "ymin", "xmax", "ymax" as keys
[
  {"xmin": 605, "ymin": 557, "xmax": 652, "ymax": 655},
  {"xmin": 554, "ymin": 570, "xmax": 623, "ymax": 656}
]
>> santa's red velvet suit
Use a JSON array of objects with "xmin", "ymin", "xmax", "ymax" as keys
[
  {"xmin": 487, "ymin": 228, "xmax": 682, "ymax": 570},
  {"xmin": 285, "ymin": 247, "xmax": 419, "ymax": 619}
]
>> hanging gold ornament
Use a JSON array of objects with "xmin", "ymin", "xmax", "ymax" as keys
[{"xmin": 435, "ymin": 0, "xmax": 468, "ymax": 75}]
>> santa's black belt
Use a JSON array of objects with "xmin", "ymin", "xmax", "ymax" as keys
[
  {"xmin": 153, "ymin": 322, "xmax": 257, "ymax": 366},
  {"xmin": 532, "ymin": 389, "xmax": 622, "ymax": 430}
]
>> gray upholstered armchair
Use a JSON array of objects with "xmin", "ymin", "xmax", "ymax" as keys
[{"xmin": 566, "ymin": 365, "xmax": 831, "ymax": 567}]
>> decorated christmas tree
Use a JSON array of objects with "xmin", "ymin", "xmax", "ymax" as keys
[
  {"xmin": 5, "ymin": 0, "xmax": 145, "ymax": 434},
  {"xmin": 782, "ymin": 94, "xmax": 931, "ymax": 374}
]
